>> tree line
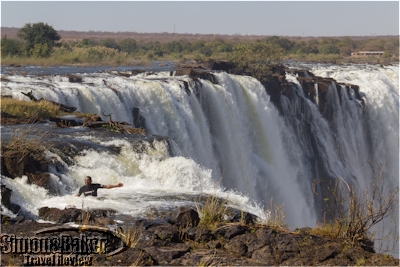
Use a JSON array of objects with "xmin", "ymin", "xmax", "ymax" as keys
[{"xmin": 1, "ymin": 22, "xmax": 399, "ymax": 64}]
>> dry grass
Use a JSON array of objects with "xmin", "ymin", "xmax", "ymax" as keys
[
  {"xmin": 116, "ymin": 225, "xmax": 141, "ymax": 249},
  {"xmin": 265, "ymin": 197, "xmax": 287, "ymax": 231},
  {"xmin": 196, "ymin": 194, "xmax": 227, "ymax": 229},
  {"xmin": 1, "ymin": 124, "xmax": 51, "ymax": 163},
  {"xmin": 312, "ymin": 162, "xmax": 399, "ymax": 246},
  {"xmin": 1, "ymin": 97, "xmax": 63, "ymax": 120}
]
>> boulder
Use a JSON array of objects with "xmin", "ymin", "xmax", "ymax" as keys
[
  {"xmin": 27, "ymin": 173, "xmax": 59, "ymax": 194},
  {"xmin": 169, "ymin": 206, "xmax": 200, "ymax": 227},
  {"xmin": 2, "ymin": 150, "xmax": 37, "ymax": 178},
  {"xmin": 131, "ymin": 69, "xmax": 145, "ymax": 76},
  {"xmin": 175, "ymin": 68, "xmax": 217, "ymax": 84},
  {"xmin": 184, "ymin": 227, "xmax": 213, "ymax": 242},
  {"xmin": 144, "ymin": 243, "xmax": 190, "ymax": 264},
  {"xmin": 38, "ymin": 207, "xmax": 82, "ymax": 223},
  {"xmin": 67, "ymin": 74, "xmax": 82, "ymax": 83},
  {"xmin": 1, "ymin": 185, "xmax": 21, "ymax": 214}
]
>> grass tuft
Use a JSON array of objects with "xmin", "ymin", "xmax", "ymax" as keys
[
  {"xmin": 196, "ymin": 194, "xmax": 227, "ymax": 229},
  {"xmin": 265, "ymin": 197, "xmax": 287, "ymax": 231},
  {"xmin": 1, "ymin": 124, "xmax": 51, "ymax": 164},
  {"xmin": 1, "ymin": 97, "xmax": 63, "ymax": 120}
]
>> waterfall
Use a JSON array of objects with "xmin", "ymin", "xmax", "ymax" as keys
[{"xmin": 1, "ymin": 64, "xmax": 398, "ymax": 253}]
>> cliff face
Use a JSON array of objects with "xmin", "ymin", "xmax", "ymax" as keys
[{"xmin": 175, "ymin": 61, "xmax": 364, "ymax": 120}]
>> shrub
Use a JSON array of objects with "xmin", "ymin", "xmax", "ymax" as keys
[
  {"xmin": 312, "ymin": 162, "xmax": 399, "ymax": 246},
  {"xmin": 1, "ymin": 36, "xmax": 23, "ymax": 57}
]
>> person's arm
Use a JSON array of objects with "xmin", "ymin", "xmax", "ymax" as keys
[
  {"xmin": 102, "ymin": 183, "xmax": 123, "ymax": 189},
  {"xmin": 76, "ymin": 187, "xmax": 83, "ymax": 197}
]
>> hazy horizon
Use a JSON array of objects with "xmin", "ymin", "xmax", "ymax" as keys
[{"xmin": 1, "ymin": 1, "xmax": 399, "ymax": 37}]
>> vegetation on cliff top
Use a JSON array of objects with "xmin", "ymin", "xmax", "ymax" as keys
[{"xmin": 1, "ymin": 22, "xmax": 398, "ymax": 66}]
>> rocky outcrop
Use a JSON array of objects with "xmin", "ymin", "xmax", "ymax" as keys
[
  {"xmin": 0, "ymin": 149, "xmax": 59, "ymax": 194},
  {"xmin": 175, "ymin": 68, "xmax": 217, "ymax": 84},
  {"xmin": 67, "ymin": 74, "xmax": 83, "ymax": 83},
  {"xmin": 38, "ymin": 206, "xmax": 117, "ymax": 225},
  {"xmin": 174, "ymin": 60, "xmax": 238, "ymax": 84},
  {"xmin": 287, "ymin": 69, "xmax": 365, "ymax": 118},
  {"xmin": 2, "ymin": 205, "xmax": 398, "ymax": 266},
  {"xmin": 0, "ymin": 185, "xmax": 20, "ymax": 214}
]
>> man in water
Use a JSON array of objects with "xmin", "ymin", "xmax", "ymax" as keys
[{"xmin": 76, "ymin": 176, "xmax": 123, "ymax": 197}]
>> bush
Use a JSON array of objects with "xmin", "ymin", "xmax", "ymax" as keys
[
  {"xmin": 1, "ymin": 36, "xmax": 23, "ymax": 57},
  {"xmin": 312, "ymin": 162, "xmax": 399, "ymax": 246}
]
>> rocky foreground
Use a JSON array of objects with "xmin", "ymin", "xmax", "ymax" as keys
[{"xmin": 1, "ymin": 205, "xmax": 399, "ymax": 266}]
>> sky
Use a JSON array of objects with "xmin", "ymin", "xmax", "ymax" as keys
[{"xmin": 1, "ymin": 1, "xmax": 399, "ymax": 37}]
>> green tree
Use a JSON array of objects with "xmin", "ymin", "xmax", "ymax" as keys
[
  {"xmin": 17, "ymin": 22, "xmax": 61, "ymax": 57},
  {"xmin": 31, "ymin": 43, "xmax": 51, "ymax": 58},
  {"xmin": 318, "ymin": 43, "xmax": 340, "ymax": 55},
  {"xmin": 1, "ymin": 36, "xmax": 23, "ymax": 57},
  {"xmin": 77, "ymin": 38, "xmax": 97, "ymax": 47},
  {"xmin": 230, "ymin": 41, "xmax": 283, "ymax": 82},
  {"xmin": 264, "ymin": 36, "xmax": 294, "ymax": 53},
  {"xmin": 100, "ymin": 38, "xmax": 120, "ymax": 51},
  {"xmin": 118, "ymin": 38, "xmax": 137, "ymax": 54}
]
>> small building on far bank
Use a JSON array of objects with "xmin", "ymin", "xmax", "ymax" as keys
[{"xmin": 351, "ymin": 51, "xmax": 384, "ymax": 56}]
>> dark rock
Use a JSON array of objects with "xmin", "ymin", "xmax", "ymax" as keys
[
  {"xmin": 271, "ymin": 64, "xmax": 286, "ymax": 76},
  {"xmin": 251, "ymin": 245, "xmax": 276, "ymax": 265},
  {"xmin": 132, "ymin": 69, "xmax": 145, "ymax": 75},
  {"xmin": 224, "ymin": 234, "xmax": 249, "ymax": 256},
  {"xmin": 209, "ymin": 60, "xmax": 235, "ymax": 72},
  {"xmin": 224, "ymin": 224, "xmax": 248, "ymax": 239},
  {"xmin": 184, "ymin": 227, "xmax": 213, "ymax": 242},
  {"xmin": 10, "ymin": 215, "xmax": 25, "ymax": 224},
  {"xmin": 132, "ymin": 107, "xmax": 146, "ymax": 129},
  {"xmin": 1, "ymin": 184, "xmax": 12, "ymax": 208},
  {"xmin": 38, "ymin": 207, "xmax": 82, "ymax": 223},
  {"xmin": 116, "ymin": 72, "xmax": 131, "ymax": 77},
  {"xmin": 49, "ymin": 115, "xmax": 84, "ymax": 127},
  {"xmin": 67, "ymin": 74, "xmax": 82, "ymax": 83},
  {"xmin": 223, "ymin": 207, "xmax": 257, "ymax": 225},
  {"xmin": 0, "ymin": 185, "xmax": 21, "ymax": 214},
  {"xmin": 225, "ymin": 238, "xmax": 247, "ymax": 256},
  {"xmin": 262, "ymin": 74, "xmax": 287, "ymax": 111},
  {"xmin": 290, "ymin": 68, "xmax": 315, "ymax": 78},
  {"xmin": 2, "ymin": 150, "xmax": 36, "ymax": 178},
  {"xmin": 175, "ymin": 68, "xmax": 217, "ymax": 84},
  {"xmin": 207, "ymin": 240, "xmax": 221, "ymax": 249},
  {"xmin": 169, "ymin": 206, "xmax": 200, "ymax": 227},
  {"xmin": 27, "ymin": 173, "xmax": 56, "ymax": 194},
  {"xmin": 147, "ymin": 223, "xmax": 180, "ymax": 242},
  {"xmin": 314, "ymin": 242, "xmax": 342, "ymax": 262},
  {"xmin": 144, "ymin": 243, "xmax": 190, "ymax": 264}
]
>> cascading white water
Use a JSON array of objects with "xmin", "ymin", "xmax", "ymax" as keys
[{"xmin": 1, "ymin": 64, "xmax": 398, "ymax": 255}]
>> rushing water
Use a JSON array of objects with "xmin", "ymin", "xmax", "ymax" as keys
[{"xmin": 1, "ymin": 63, "xmax": 398, "ymax": 255}]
